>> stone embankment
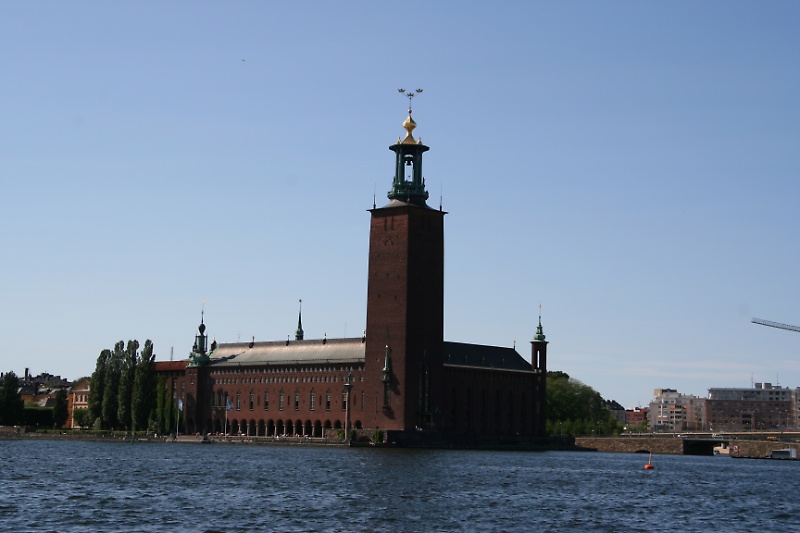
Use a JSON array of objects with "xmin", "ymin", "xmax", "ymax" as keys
[
  {"xmin": 728, "ymin": 440, "xmax": 800, "ymax": 460},
  {"xmin": 576, "ymin": 435, "xmax": 800, "ymax": 459},
  {"xmin": 575, "ymin": 436, "xmax": 686, "ymax": 455}
]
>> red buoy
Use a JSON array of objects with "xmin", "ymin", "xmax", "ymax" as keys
[{"xmin": 644, "ymin": 452, "xmax": 655, "ymax": 470}]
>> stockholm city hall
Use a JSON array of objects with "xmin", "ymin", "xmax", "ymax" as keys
[{"xmin": 156, "ymin": 102, "xmax": 549, "ymax": 445}]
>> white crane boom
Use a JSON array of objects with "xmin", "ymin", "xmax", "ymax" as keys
[{"xmin": 752, "ymin": 318, "xmax": 800, "ymax": 333}]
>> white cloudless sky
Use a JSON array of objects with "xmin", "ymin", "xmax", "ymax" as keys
[{"xmin": 1, "ymin": 2, "xmax": 797, "ymax": 408}]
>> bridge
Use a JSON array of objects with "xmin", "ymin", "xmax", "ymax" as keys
[{"xmin": 575, "ymin": 433, "xmax": 799, "ymax": 456}]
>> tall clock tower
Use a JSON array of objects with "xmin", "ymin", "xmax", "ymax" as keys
[{"xmin": 362, "ymin": 106, "xmax": 446, "ymax": 433}]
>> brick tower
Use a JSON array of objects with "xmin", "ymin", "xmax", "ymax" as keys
[{"xmin": 362, "ymin": 104, "xmax": 446, "ymax": 433}]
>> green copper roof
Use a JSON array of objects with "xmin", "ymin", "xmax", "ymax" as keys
[
  {"xmin": 387, "ymin": 108, "xmax": 430, "ymax": 206},
  {"xmin": 533, "ymin": 318, "xmax": 547, "ymax": 343}
]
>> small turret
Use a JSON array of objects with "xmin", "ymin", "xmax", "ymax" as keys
[
  {"xmin": 381, "ymin": 345, "xmax": 392, "ymax": 384},
  {"xmin": 188, "ymin": 312, "xmax": 210, "ymax": 367},
  {"xmin": 531, "ymin": 313, "xmax": 548, "ymax": 372}
]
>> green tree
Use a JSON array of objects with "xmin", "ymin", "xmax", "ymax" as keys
[
  {"xmin": 0, "ymin": 372, "xmax": 24, "ymax": 426},
  {"xmin": 88, "ymin": 350, "xmax": 110, "ymax": 425},
  {"xmin": 72, "ymin": 408, "xmax": 90, "ymax": 428},
  {"xmin": 164, "ymin": 389, "xmax": 175, "ymax": 435},
  {"xmin": 52, "ymin": 389, "xmax": 69, "ymax": 428},
  {"xmin": 132, "ymin": 340, "xmax": 156, "ymax": 432},
  {"xmin": 546, "ymin": 371, "xmax": 621, "ymax": 436},
  {"xmin": 155, "ymin": 375, "xmax": 168, "ymax": 435},
  {"xmin": 102, "ymin": 341, "xmax": 124, "ymax": 429},
  {"xmin": 117, "ymin": 340, "xmax": 139, "ymax": 430}
]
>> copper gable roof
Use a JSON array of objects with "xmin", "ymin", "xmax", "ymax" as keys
[
  {"xmin": 154, "ymin": 360, "xmax": 190, "ymax": 372},
  {"xmin": 443, "ymin": 341, "xmax": 531, "ymax": 371},
  {"xmin": 209, "ymin": 337, "xmax": 366, "ymax": 367}
]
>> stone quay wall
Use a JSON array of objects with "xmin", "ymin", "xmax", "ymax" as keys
[
  {"xmin": 575, "ymin": 437, "xmax": 686, "ymax": 455},
  {"xmin": 729, "ymin": 440, "xmax": 800, "ymax": 459}
]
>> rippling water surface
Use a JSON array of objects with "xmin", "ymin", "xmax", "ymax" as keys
[{"xmin": 2, "ymin": 439, "xmax": 798, "ymax": 532}]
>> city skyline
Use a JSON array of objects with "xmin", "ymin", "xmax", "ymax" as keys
[{"xmin": 2, "ymin": 2, "xmax": 798, "ymax": 409}]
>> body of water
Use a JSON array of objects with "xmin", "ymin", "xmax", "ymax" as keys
[{"xmin": 1, "ymin": 439, "xmax": 798, "ymax": 532}]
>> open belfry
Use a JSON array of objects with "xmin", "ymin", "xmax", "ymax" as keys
[{"xmin": 157, "ymin": 99, "xmax": 549, "ymax": 444}]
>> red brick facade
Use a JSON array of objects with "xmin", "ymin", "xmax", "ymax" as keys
[{"xmin": 362, "ymin": 203, "xmax": 446, "ymax": 432}]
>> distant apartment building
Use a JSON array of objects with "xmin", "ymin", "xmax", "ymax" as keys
[
  {"xmin": 706, "ymin": 383, "xmax": 795, "ymax": 433},
  {"xmin": 606, "ymin": 400, "xmax": 626, "ymax": 425},
  {"xmin": 648, "ymin": 389, "xmax": 704, "ymax": 432},
  {"xmin": 625, "ymin": 407, "xmax": 649, "ymax": 430}
]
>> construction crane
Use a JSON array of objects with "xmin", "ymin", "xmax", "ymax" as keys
[{"xmin": 752, "ymin": 318, "xmax": 800, "ymax": 333}]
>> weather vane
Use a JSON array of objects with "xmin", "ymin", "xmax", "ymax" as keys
[{"xmin": 397, "ymin": 88, "xmax": 423, "ymax": 110}]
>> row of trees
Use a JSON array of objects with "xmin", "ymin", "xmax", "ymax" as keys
[
  {"xmin": 87, "ymin": 340, "xmax": 158, "ymax": 432},
  {"xmin": 546, "ymin": 371, "xmax": 624, "ymax": 436}
]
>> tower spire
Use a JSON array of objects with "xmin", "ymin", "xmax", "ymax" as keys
[{"xmin": 295, "ymin": 299, "xmax": 304, "ymax": 341}]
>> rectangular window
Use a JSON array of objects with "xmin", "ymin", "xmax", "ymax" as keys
[
  {"xmin": 236, "ymin": 392, "xmax": 241, "ymax": 411},
  {"xmin": 294, "ymin": 392, "xmax": 300, "ymax": 411},
  {"xmin": 249, "ymin": 391, "xmax": 254, "ymax": 411},
  {"xmin": 279, "ymin": 391, "xmax": 284, "ymax": 411},
  {"xmin": 342, "ymin": 391, "xmax": 348, "ymax": 411},
  {"xmin": 264, "ymin": 392, "xmax": 269, "ymax": 411},
  {"xmin": 326, "ymin": 392, "xmax": 331, "ymax": 411},
  {"xmin": 310, "ymin": 391, "xmax": 315, "ymax": 411}
]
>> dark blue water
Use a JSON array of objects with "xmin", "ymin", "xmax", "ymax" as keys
[{"xmin": 1, "ymin": 439, "xmax": 798, "ymax": 532}]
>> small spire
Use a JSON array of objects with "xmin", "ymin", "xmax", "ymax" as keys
[
  {"xmin": 295, "ymin": 299, "xmax": 304, "ymax": 341},
  {"xmin": 533, "ymin": 305, "xmax": 547, "ymax": 343}
]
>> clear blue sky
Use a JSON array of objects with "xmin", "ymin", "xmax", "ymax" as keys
[{"xmin": 1, "ymin": 2, "xmax": 797, "ymax": 409}]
